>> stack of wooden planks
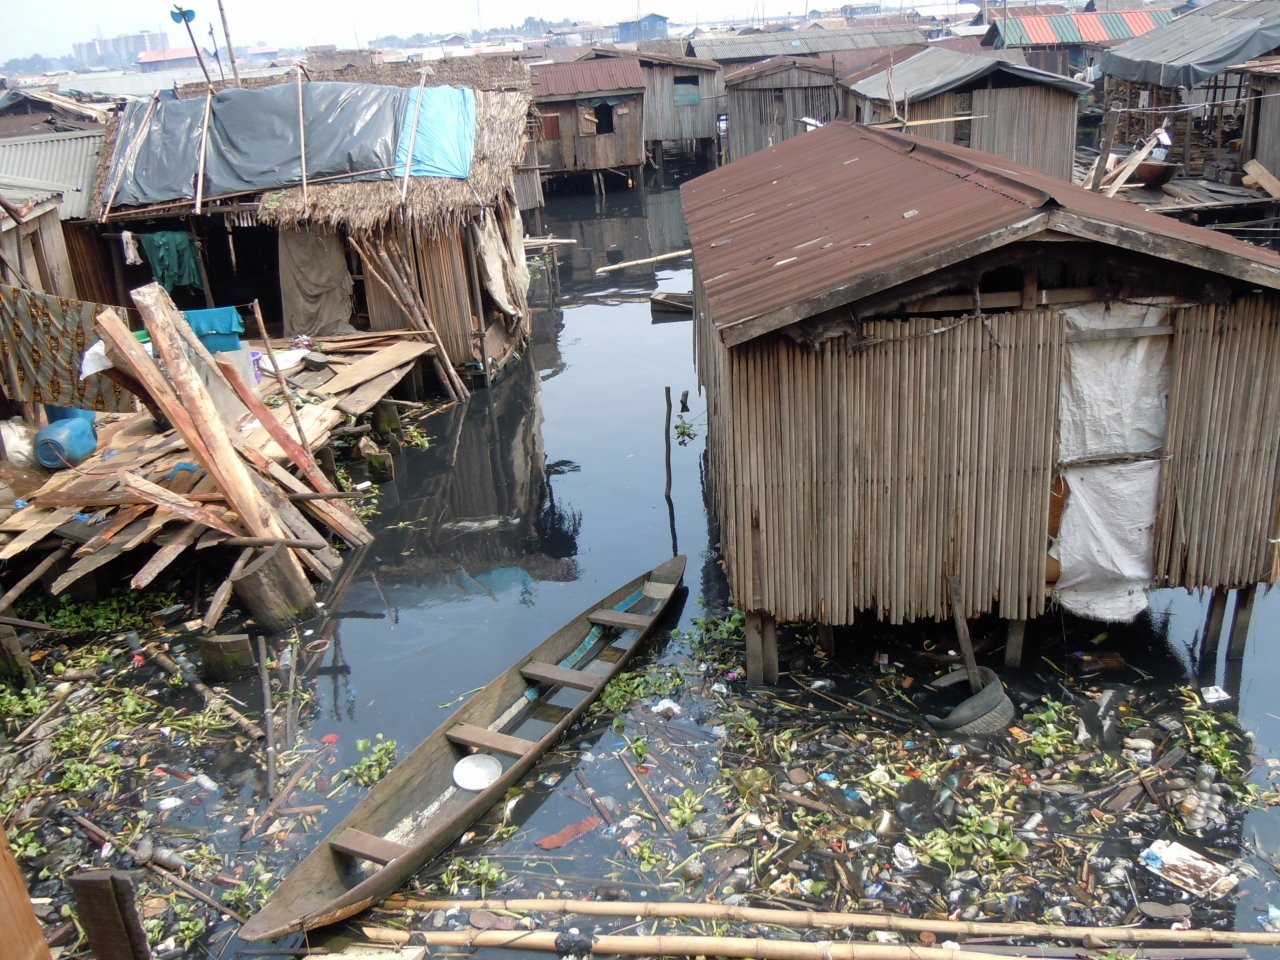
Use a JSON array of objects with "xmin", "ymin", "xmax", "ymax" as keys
[{"xmin": 0, "ymin": 284, "xmax": 435, "ymax": 632}]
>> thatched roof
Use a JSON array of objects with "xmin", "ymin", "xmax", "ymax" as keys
[
  {"xmin": 254, "ymin": 88, "xmax": 530, "ymax": 235},
  {"xmin": 177, "ymin": 56, "xmax": 530, "ymax": 97}
]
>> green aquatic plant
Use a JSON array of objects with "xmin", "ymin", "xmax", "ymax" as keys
[
  {"xmin": 1022, "ymin": 699, "xmax": 1079, "ymax": 762},
  {"xmin": 665, "ymin": 788, "xmax": 707, "ymax": 828},
  {"xmin": 439, "ymin": 857, "xmax": 507, "ymax": 896}
]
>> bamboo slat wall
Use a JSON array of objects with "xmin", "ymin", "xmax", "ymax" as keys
[
  {"xmin": 727, "ymin": 84, "xmax": 840, "ymax": 161},
  {"xmin": 1156, "ymin": 295, "xmax": 1280, "ymax": 588},
  {"xmin": 971, "ymin": 86, "xmax": 1078, "ymax": 180},
  {"xmin": 853, "ymin": 92, "xmax": 957, "ymax": 144},
  {"xmin": 1244, "ymin": 75, "xmax": 1280, "ymax": 177},
  {"xmin": 643, "ymin": 63, "xmax": 723, "ymax": 142},
  {"xmin": 697, "ymin": 300, "xmax": 1062, "ymax": 625}
]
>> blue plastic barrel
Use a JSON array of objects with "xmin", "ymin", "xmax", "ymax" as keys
[
  {"xmin": 35, "ymin": 418, "xmax": 97, "ymax": 469},
  {"xmin": 44, "ymin": 405, "xmax": 96, "ymax": 425}
]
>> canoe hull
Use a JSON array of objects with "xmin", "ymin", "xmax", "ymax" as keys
[{"xmin": 240, "ymin": 555, "xmax": 687, "ymax": 941}]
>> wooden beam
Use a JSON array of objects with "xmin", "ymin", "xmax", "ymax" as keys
[
  {"xmin": 0, "ymin": 829, "xmax": 52, "ymax": 960},
  {"xmin": 446, "ymin": 723, "xmax": 535, "ymax": 758},
  {"xmin": 116, "ymin": 471, "xmax": 242, "ymax": 537},
  {"xmin": 904, "ymin": 287, "xmax": 1103, "ymax": 315},
  {"xmin": 68, "ymin": 871, "xmax": 149, "ymax": 960},
  {"xmin": 1064, "ymin": 325, "xmax": 1174, "ymax": 343},
  {"xmin": 521, "ymin": 661, "xmax": 601, "ymax": 691},
  {"xmin": 587, "ymin": 609, "xmax": 653, "ymax": 630},
  {"xmin": 1244, "ymin": 159, "xmax": 1280, "ymax": 198},
  {"xmin": 1227, "ymin": 584, "xmax": 1258, "ymax": 661},
  {"xmin": 330, "ymin": 828, "xmax": 408, "ymax": 866}
]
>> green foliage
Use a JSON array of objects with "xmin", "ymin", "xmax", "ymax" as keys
[
  {"xmin": 1180, "ymin": 688, "xmax": 1247, "ymax": 784},
  {"xmin": 222, "ymin": 862, "xmax": 274, "ymax": 914},
  {"xmin": 665, "ymin": 788, "xmax": 707, "ymax": 828},
  {"xmin": 1022, "ymin": 700, "xmax": 1079, "ymax": 762},
  {"xmin": 597, "ymin": 669, "xmax": 684, "ymax": 716},
  {"xmin": 9, "ymin": 830, "xmax": 46, "ymax": 861},
  {"xmin": 628, "ymin": 838, "xmax": 667, "ymax": 871},
  {"xmin": 909, "ymin": 812, "xmax": 1030, "ymax": 871},
  {"xmin": 674, "ymin": 416, "xmax": 697, "ymax": 446},
  {"xmin": 16, "ymin": 589, "xmax": 176, "ymax": 637},
  {"xmin": 400, "ymin": 423, "xmax": 432, "ymax": 449},
  {"xmin": 331, "ymin": 734, "xmax": 397, "ymax": 794},
  {"xmin": 439, "ymin": 857, "xmax": 507, "ymax": 896},
  {"xmin": 0, "ymin": 685, "xmax": 49, "ymax": 730},
  {"xmin": 335, "ymin": 464, "xmax": 380, "ymax": 522}
]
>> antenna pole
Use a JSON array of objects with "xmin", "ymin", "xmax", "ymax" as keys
[{"xmin": 173, "ymin": 6, "xmax": 213, "ymax": 87}]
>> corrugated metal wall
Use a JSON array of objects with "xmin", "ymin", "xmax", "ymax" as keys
[
  {"xmin": 643, "ymin": 64, "xmax": 724, "ymax": 141},
  {"xmin": 971, "ymin": 86, "xmax": 1078, "ymax": 180},
  {"xmin": 1156, "ymin": 294, "xmax": 1280, "ymax": 588},
  {"xmin": 727, "ymin": 83, "xmax": 840, "ymax": 161},
  {"xmin": 515, "ymin": 139, "xmax": 545, "ymax": 211},
  {"xmin": 697, "ymin": 298, "xmax": 1062, "ymax": 624}
]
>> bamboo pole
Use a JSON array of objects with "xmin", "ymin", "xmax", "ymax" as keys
[
  {"xmin": 400, "ymin": 71, "xmax": 429, "ymax": 202},
  {"xmin": 250, "ymin": 301, "xmax": 310, "ymax": 451},
  {"xmin": 256, "ymin": 635, "xmax": 277, "ymax": 799},
  {"xmin": 0, "ymin": 545, "xmax": 69, "ymax": 615},
  {"xmin": 595, "ymin": 249, "xmax": 691, "ymax": 275},
  {"xmin": 296, "ymin": 67, "xmax": 308, "ymax": 209},
  {"xmin": 398, "ymin": 899, "xmax": 1280, "ymax": 946},
  {"xmin": 101, "ymin": 91, "xmax": 160, "ymax": 222},
  {"xmin": 194, "ymin": 89, "xmax": 212, "ymax": 214},
  {"xmin": 145, "ymin": 642, "xmax": 265, "ymax": 739}
]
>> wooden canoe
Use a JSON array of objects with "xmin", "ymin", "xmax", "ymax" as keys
[
  {"xmin": 239, "ymin": 555, "xmax": 687, "ymax": 942},
  {"xmin": 650, "ymin": 291, "xmax": 693, "ymax": 314}
]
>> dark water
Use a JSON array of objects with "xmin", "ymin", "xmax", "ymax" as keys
[{"xmin": 225, "ymin": 173, "xmax": 1280, "ymax": 951}]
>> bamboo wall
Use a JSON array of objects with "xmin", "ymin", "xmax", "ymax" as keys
[
  {"xmin": 1156, "ymin": 294, "xmax": 1280, "ymax": 588},
  {"xmin": 971, "ymin": 86, "xmax": 1079, "ymax": 180},
  {"xmin": 852, "ymin": 92, "xmax": 957, "ymax": 144},
  {"xmin": 642, "ymin": 63, "xmax": 723, "ymax": 142},
  {"xmin": 534, "ymin": 95, "xmax": 646, "ymax": 174},
  {"xmin": 727, "ymin": 72, "xmax": 839, "ymax": 160},
  {"xmin": 697, "ymin": 296, "xmax": 1062, "ymax": 625}
]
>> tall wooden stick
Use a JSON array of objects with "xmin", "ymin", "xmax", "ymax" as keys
[
  {"xmin": 195, "ymin": 89, "xmax": 212, "ymax": 214},
  {"xmin": 256, "ymin": 635, "xmax": 277, "ymax": 798},
  {"xmin": 101, "ymin": 92, "xmax": 160, "ymax": 222},
  {"xmin": 250, "ymin": 301, "xmax": 309, "ymax": 451},
  {"xmin": 296, "ymin": 67, "xmax": 308, "ymax": 208}
]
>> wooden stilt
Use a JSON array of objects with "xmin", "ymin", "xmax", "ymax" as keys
[
  {"xmin": 69, "ymin": 870, "xmax": 149, "ymax": 960},
  {"xmin": 745, "ymin": 612, "xmax": 764, "ymax": 686},
  {"xmin": 1200, "ymin": 587, "xmax": 1228, "ymax": 678},
  {"xmin": 947, "ymin": 575, "xmax": 983, "ymax": 694},
  {"xmin": 1227, "ymin": 584, "xmax": 1258, "ymax": 661},
  {"xmin": 197, "ymin": 633, "xmax": 256, "ymax": 682},
  {"xmin": 1, "ymin": 829, "xmax": 51, "ymax": 960},
  {"xmin": 0, "ymin": 627, "xmax": 34, "ymax": 688},
  {"xmin": 232, "ymin": 544, "xmax": 319, "ymax": 635},
  {"xmin": 761, "ymin": 612, "xmax": 779, "ymax": 684},
  {"xmin": 1005, "ymin": 619, "xmax": 1026, "ymax": 669},
  {"xmin": 817, "ymin": 623, "xmax": 835, "ymax": 656}
]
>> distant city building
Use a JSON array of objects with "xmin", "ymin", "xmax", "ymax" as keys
[
  {"xmin": 619, "ymin": 13, "xmax": 669, "ymax": 42},
  {"xmin": 138, "ymin": 48, "xmax": 203, "ymax": 73},
  {"xmin": 73, "ymin": 31, "xmax": 168, "ymax": 69}
]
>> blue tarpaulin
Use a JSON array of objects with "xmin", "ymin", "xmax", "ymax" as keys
[{"xmin": 394, "ymin": 86, "xmax": 476, "ymax": 180}]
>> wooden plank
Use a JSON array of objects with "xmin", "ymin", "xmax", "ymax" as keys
[
  {"xmin": 68, "ymin": 871, "xmax": 149, "ymax": 960},
  {"xmin": 316, "ymin": 341, "xmax": 434, "ymax": 396},
  {"xmin": 586, "ymin": 609, "xmax": 653, "ymax": 630},
  {"xmin": 1244, "ymin": 158, "xmax": 1280, "ymax": 198},
  {"xmin": 446, "ymin": 723, "xmax": 535, "ymax": 758},
  {"xmin": 0, "ymin": 508, "xmax": 78, "ymax": 560},
  {"xmin": 132, "ymin": 522, "xmax": 201, "ymax": 590},
  {"xmin": 51, "ymin": 516, "xmax": 153, "ymax": 594},
  {"xmin": 520, "ymin": 660, "xmax": 600, "ymax": 692},
  {"xmin": 0, "ymin": 829, "xmax": 51, "ymax": 960},
  {"xmin": 117, "ymin": 471, "xmax": 242, "ymax": 537},
  {"xmin": 1065, "ymin": 325, "xmax": 1174, "ymax": 343},
  {"xmin": 338, "ymin": 364, "xmax": 414, "ymax": 417},
  {"xmin": 330, "ymin": 828, "xmax": 408, "ymax": 866},
  {"xmin": 71, "ymin": 505, "xmax": 150, "ymax": 558}
]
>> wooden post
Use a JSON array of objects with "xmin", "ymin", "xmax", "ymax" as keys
[
  {"xmin": 745, "ymin": 611, "xmax": 765, "ymax": 686},
  {"xmin": 1227, "ymin": 583, "xmax": 1258, "ymax": 661},
  {"xmin": 1, "ymin": 829, "xmax": 51, "ymax": 960},
  {"xmin": 761, "ymin": 612, "xmax": 779, "ymax": 685},
  {"xmin": 0, "ymin": 627, "xmax": 34, "ymax": 688},
  {"xmin": 663, "ymin": 386, "xmax": 673, "ymax": 500},
  {"xmin": 1200, "ymin": 587, "xmax": 1228, "ymax": 679},
  {"xmin": 372, "ymin": 401, "xmax": 402, "ymax": 434},
  {"xmin": 69, "ymin": 870, "xmax": 149, "ymax": 960},
  {"xmin": 817, "ymin": 624, "xmax": 835, "ymax": 656},
  {"xmin": 232, "ymin": 544, "xmax": 319, "ymax": 635},
  {"xmin": 1091, "ymin": 107, "xmax": 1118, "ymax": 193},
  {"xmin": 947, "ymin": 575, "xmax": 983, "ymax": 694},
  {"xmin": 1004, "ymin": 620, "xmax": 1026, "ymax": 669},
  {"xmin": 197, "ymin": 633, "xmax": 255, "ymax": 681}
]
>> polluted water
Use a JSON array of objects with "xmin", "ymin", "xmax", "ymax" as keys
[{"xmin": 6, "ymin": 166, "xmax": 1280, "ymax": 960}]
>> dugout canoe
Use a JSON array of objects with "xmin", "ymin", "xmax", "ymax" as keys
[{"xmin": 239, "ymin": 554, "xmax": 687, "ymax": 941}]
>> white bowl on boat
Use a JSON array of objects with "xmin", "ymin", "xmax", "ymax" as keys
[{"xmin": 453, "ymin": 753, "xmax": 503, "ymax": 791}]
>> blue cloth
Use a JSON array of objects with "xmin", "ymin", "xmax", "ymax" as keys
[{"xmin": 394, "ymin": 86, "xmax": 476, "ymax": 180}]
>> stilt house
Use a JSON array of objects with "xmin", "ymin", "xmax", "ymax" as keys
[
  {"xmin": 724, "ymin": 57, "xmax": 842, "ymax": 161},
  {"xmin": 978, "ymin": 9, "xmax": 1174, "ymax": 76},
  {"xmin": 91, "ymin": 60, "xmax": 533, "ymax": 393},
  {"xmin": 1102, "ymin": 0, "xmax": 1280, "ymax": 175},
  {"xmin": 841, "ymin": 46, "xmax": 1090, "ymax": 180},
  {"xmin": 530, "ymin": 59, "xmax": 647, "ymax": 188},
  {"xmin": 577, "ymin": 48, "xmax": 725, "ymax": 159},
  {"xmin": 684, "ymin": 120, "xmax": 1280, "ymax": 679}
]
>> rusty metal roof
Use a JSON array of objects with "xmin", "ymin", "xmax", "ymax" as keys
[
  {"xmin": 690, "ymin": 26, "xmax": 926, "ymax": 61},
  {"xmin": 530, "ymin": 58, "xmax": 646, "ymax": 100},
  {"xmin": 681, "ymin": 121, "xmax": 1280, "ymax": 346}
]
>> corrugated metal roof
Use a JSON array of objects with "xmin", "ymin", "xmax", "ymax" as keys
[
  {"xmin": 847, "ymin": 46, "xmax": 1090, "ymax": 101},
  {"xmin": 1102, "ymin": 0, "xmax": 1280, "ymax": 86},
  {"xmin": 0, "ymin": 128, "xmax": 104, "ymax": 220},
  {"xmin": 0, "ymin": 178, "xmax": 58, "ymax": 213},
  {"xmin": 992, "ymin": 8, "xmax": 1172, "ymax": 46},
  {"xmin": 691, "ymin": 26, "xmax": 926, "ymax": 61},
  {"xmin": 724, "ymin": 55, "xmax": 839, "ymax": 85},
  {"xmin": 530, "ymin": 58, "xmax": 646, "ymax": 99},
  {"xmin": 578, "ymin": 46, "xmax": 721, "ymax": 71},
  {"xmin": 138, "ymin": 47, "xmax": 200, "ymax": 63},
  {"xmin": 930, "ymin": 35, "xmax": 1029, "ymax": 61},
  {"xmin": 681, "ymin": 120, "xmax": 1280, "ymax": 344}
]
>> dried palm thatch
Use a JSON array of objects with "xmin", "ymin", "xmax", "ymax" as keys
[
  {"xmin": 254, "ymin": 89, "xmax": 530, "ymax": 236},
  {"xmin": 178, "ymin": 57, "xmax": 530, "ymax": 97}
]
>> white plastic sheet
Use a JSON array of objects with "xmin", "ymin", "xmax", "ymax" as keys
[{"xmin": 1053, "ymin": 300, "xmax": 1171, "ymax": 621}]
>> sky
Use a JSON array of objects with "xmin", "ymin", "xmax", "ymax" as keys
[{"xmin": 2, "ymin": 0, "xmax": 801, "ymax": 63}]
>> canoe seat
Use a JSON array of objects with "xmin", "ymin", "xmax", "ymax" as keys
[
  {"xmin": 330, "ymin": 828, "xmax": 407, "ymax": 866},
  {"xmin": 521, "ymin": 660, "xmax": 599, "ymax": 692},
  {"xmin": 587, "ymin": 609, "xmax": 653, "ymax": 631},
  {"xmin": 447, "ymin": 722, "xmax": 535, "ymax": 758}
]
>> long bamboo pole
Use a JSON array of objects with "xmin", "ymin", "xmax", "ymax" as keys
[
  {"xmin": 595, "ymin": 248, "xmax": 691, "ymax": 275},
  {"xmin": 398, "ymin": 899, "xmax": 1280, "ymax": 946}
]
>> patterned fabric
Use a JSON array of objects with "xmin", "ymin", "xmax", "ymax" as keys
[{"xmin": 0, "ymin": 285, "xmax": 133, "ymax": 412}]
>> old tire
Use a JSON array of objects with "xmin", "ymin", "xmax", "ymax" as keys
[{"xmin": 925, "ymin": 666, "xmax": 1015, "ymax": 735}]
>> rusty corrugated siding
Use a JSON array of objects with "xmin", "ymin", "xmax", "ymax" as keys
[
  {"xmin": 531, "ymin": 59, "xmax": 646, "ymax": 99},
  {"xmin": 682, "ymin": 120, "xmax": 1280, "ymax": 341}
]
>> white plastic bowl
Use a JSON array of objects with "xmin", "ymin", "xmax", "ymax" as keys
[{"xmin": 452, "ymin": 753, "xmax": 503, "ymax": 791}]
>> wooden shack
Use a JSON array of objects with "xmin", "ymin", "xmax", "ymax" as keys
[
  {"xmin": 979, "ymin": 9, "xmax": 1173, "ymax": 76},
  {"xmin": 1239, "ymin": 59, "xmax": 1280, "ymax": 181},
  {"xmin": 94, "ymin": 59, "xmax": 533, "ymax": 395},
  {"xmin": 842, "ymin": 46, "xmax": 1090, "ymax": 180},
  {"xmin": 724, "ymin": 57, "xmax": 842, "ymax": 162},
  {"xmin": 1102, "ymin": 0, "xmax": 1280, "ymax": 175},
  {"xmin": 578, "ymin": 48, "xmax": 725, "ymax": 159},
  {"xmin": 685, "ymin": 120, "xmax": 1280, "ymax": 680},
  {"xmin": 0, "ymin": 185, "xmax": 76, "ymax": 299},
  {"xmin": 530, "ymin": 59, "xmax": 647, "ymax": 191}
]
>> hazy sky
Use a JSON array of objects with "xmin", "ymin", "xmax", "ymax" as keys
[{"xmin": 3, "ymin": 0, "xmax": 786, "ymax": 63}]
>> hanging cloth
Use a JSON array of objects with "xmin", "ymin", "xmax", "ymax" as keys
[{"xmin": 139, "ymin": 231, "xmax": 203, "ymax": 292}]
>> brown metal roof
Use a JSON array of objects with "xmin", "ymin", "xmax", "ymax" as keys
[
  {"xmin": 530, "ymin": 58, "xmax": 646, "ymax": 100},
  {"xmin": 577, "ymin": 46, "xmax": 722, "ymax": 71},
  {"xmin": 682, "ymin": 121, "xmax": 1280, "ymax": 346}
]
